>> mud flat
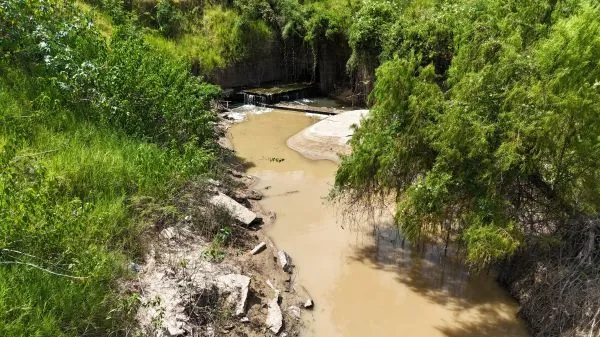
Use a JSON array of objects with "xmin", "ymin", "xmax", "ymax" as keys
[
  {"xmin": 228, "ymin": 108, "xmax": 531, "ymax": 337},
  {"xmin": 286, "ymin": 109, "xmax": 369, "ymax": 163}
]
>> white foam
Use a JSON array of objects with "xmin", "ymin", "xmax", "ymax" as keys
[
  {"xmin": 304, "ymin": 112, "xmax": 329, "ymax": 120},
  {"xmin": 230, "ymin": 104, "xmax": 273, "ymax": 115}
]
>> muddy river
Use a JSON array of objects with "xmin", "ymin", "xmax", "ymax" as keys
[{"xmin": 228, "ymin": 108, "xmax": 530, "ymax": 337}]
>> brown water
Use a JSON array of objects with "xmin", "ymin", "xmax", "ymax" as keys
[{"xmin": 228, "ymin": 109, "xmax": 530, "ymax": 337}]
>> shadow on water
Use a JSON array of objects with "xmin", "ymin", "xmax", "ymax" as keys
[
  {"xmin": 349, "ymin": 224, "xmax": 529, "ymax": 336},
  {"xmin": 221, "ymin": 147, "xmax": 256, "ymax": 171},
  {"xmin": 435, "ymin": 313, "xmax": 530, "ymax": 337}
]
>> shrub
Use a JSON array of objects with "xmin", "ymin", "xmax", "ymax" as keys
[{"xmin": 156, "ymin": 0, "xmax": 184, "ymax": 38}]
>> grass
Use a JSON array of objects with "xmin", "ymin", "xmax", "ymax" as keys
[
  {"xmin": 144, "ymin": 31, "xmax": 227, "ymax": 73},
  {"xmin": 0, "ymin": 64, "xmax": 214, "ymax": 336},
  {"xmin": 75, "ymin": 1, "xmax": 114, "ymax": 37}
]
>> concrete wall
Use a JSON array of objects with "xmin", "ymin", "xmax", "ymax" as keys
[{"xmin": 208, "ymin": 36, "xmax": 314, "ymax": 89}]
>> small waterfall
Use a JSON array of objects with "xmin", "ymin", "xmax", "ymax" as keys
[
  {"xmin": 242, "ymin": 85, "xmax": 315, "ymax": 107},
  {"xmin": 243, "ymin": 93, "xmax": 267, "ymax": 106}
]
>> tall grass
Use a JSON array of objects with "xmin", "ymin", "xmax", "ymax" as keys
[
  {"xmin": 0, "ymin": 57, "xmax": 217, "ymax": 336},
  {"xmin": 0, "ymin": 0, "xmax": 220, "ymax": 334}
]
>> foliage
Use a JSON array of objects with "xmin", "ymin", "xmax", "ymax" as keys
[
  {"xmin": 202, "ymin": 226, "xmax": 232, "ymax": 262},
  {"xmin": 334, "ymin": 0, "xmax": 600, "ymax": 272},
  {"xmin": 202, "ymin": 6, "xmax": 273, "ymax": 66},
  {"xmin": 156, "ymin": 0, "xmax": 184, "ymax": 37},
  {"xmin": 0, "ymin": 0, "xmax": 221, "ymax": 335}
]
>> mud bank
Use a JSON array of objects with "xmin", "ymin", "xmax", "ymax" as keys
[{"xmin": 126, "ymin": 115, "xmax": 317, "ymax": 337}]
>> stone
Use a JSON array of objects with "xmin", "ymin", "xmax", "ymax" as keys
[
  {"xmin": 217, "ymin": 274, "xmax": 251, "ymax": 317},
  {"xmin": 129, "ymin": 262, "xmax": 141, "ymax": 273},
  {"xmin": 235, "ymin": 189, "xmax": 263, "ymax": 201},
  {"xmin": 278, "ymin": 250, "xmax": 292, "ymax": 273},
  {"xmin": 288, "ymin": 305, "xmax": 301, "ymax": 320},
  {"xmin": 265, "ymin": 279, "xmax": 280, "ymax": 299},
  {"xmin": 240, "ymin": 317, "xmax": 250, "ymax": 323},
  {"xmin": 166, "ymin": 324, "xmax": 185, "ymax": 336},
  {"xmin": 209, "ymin": 192, "xmax": 257, "ymax": 225},
  {"xmin": 250, "ymin": 242, "xmax": 267, "ymax": 255},
  {"xmin": 303, "ymin": 298, "xmax": 314, "ymax": 309},
  {"xmin": 160, "ymin": 227, "xmax": 176, "ymax": 240},
  {"xmin": 175, "ymin": 313, "xmax": 188, "ymax": 322},
  {"xmin": 206, "ymin": 325, "xmax": 216, "ymax": 337},
  {"xmin": 266, "ymin": 297, "xmax": 283, "ymax": 334},
  {"xmin": 206, "ymin": 178, "xmax": 221, "ymax": 187}
]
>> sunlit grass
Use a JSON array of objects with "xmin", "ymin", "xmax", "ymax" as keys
[{"xmin": 0, "ymin": 64, "xmax": 212, "ymax": 336}]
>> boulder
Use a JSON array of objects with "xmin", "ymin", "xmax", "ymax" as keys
[
  {"xmin": 303, "ymin": 298, "xmax": 314, "ymax": 309},
  {"xmin": 209, "ymin": 192, "xmax": 257, "ymax": 225},
  {"xmin": 266, "ymin": 297, "xmax": 283, "ymax": 334},
  {"xmin": 216, "ymin": 274, "xmax": 250, "ymax": 317}
]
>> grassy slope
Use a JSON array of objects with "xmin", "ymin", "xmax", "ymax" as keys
[{"xmin": 0, "ymin": 10, "xmax": 215, "ymax": 337}]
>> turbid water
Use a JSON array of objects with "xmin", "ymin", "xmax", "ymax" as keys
[{"xmin": 228, "ymin": 109, "xmax": 530, "ymax": 337}]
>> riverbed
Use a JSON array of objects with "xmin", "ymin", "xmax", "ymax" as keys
[{"xmin": 228, "ymin": 108, "xmax": 530, "ymax": 337}]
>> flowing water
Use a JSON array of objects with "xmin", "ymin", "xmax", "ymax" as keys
[{"xmin": 228, "ymin": 109, "xmax": 530, "ymax": 337}]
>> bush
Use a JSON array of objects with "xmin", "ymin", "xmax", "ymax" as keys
[{"xmin": 156, "ymin": 0, "xmax": 184, "ymax": 38}]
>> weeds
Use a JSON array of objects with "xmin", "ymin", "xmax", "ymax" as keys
[{"xmin": 202, "ymin": 226, "xmax": 232, "ymax": 262}]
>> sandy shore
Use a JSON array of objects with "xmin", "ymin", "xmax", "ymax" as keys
[{"xmin": 286, "ymin": 109, "xmax": 369, "ymax": 163}]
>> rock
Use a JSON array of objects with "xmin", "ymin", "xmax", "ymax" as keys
[
  {"xmin": 160, "ymin": 227, "xmax": 176, "ymax": 240},
  {"xmin": 250, "ymin": 242, "xmax": 267, "ymax": 255},
  {"xmin": 166, "ymin": 324, "xmax": 185, "ymax": 336},
  {"xmin": 206, "ymin": 178, "xmax": 221, "ymax": 187},
  {"xmin": 278, "ymin": 250, "xmax": 292, "ymax": 273},
  {"xmin": 206, "ymin": 325, "xmax": 216, "ymax": 337},
  {"xmin": 266, "ymin": 279, "xmax": 280, "ymax": 296},
  {"xmin": 240, "ymin": 317, "xmax": 250, "ymax": 323},
  {"xmin": 303, "ymin": 298, "xmax": 314, "ymax": 309},
  {"xmin": 129, "ymin": 262, "xmax": 141, "ymax": 273},
  {"xmin": 288, "ymin": 305, "xmax": 301, "ymax": 320},
  {"xmin": 209, "ymin": 192, "xmax": 257, "ymax": 225},
  {"xmin": 266, "ymin": 297, "xmax": 283, "ymax": 334},
  {"xmin": 227, "ymin": 169, "xmax": 244, "ymax": 178},
  {"xmin": 235, "ymin": 189, "xmax": 263, "ymax": 201},
  {"xmin": 217, "ymin": 274, "xmax": 250, "ymax": 317}
]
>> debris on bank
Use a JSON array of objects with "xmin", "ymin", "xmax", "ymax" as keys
[{"xmin": 127, "ymin": 168, "xmax": 308, "ymax": 337}]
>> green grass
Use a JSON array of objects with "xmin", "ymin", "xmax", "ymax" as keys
[
  {"xmin": 75, "ymin": 1, "xmax": 114, "ymax": 37},
  {"xmin": 0, "ymin": 64, "xmax": 213, "ymax": 336},
  {"xmin": 144, "ymin": 31, "xmax": 227, "ymax": 72}
]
